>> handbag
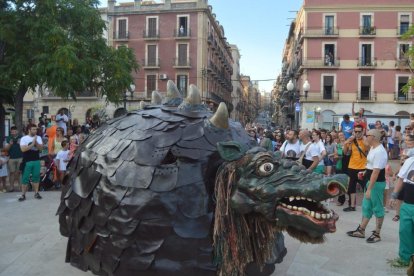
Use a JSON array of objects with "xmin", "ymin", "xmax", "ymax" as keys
[
  {"xmin": 297, "ymin": 142, "xmax": 312, "ymax": 167},
  {"xmin": 353, "ymin": 139, "xmax": 367, "ymax": 158}
]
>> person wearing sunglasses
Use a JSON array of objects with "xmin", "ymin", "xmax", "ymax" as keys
[{"xmin": 343, "ymin": 124, "xmax": 368, "ymax": 212}]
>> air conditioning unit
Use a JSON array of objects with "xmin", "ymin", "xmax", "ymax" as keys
[{"xmin": 159, "ymin": 74, "xmax": 168, "ymax": 80}]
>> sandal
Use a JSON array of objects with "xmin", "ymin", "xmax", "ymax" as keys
[
  {"xmin": 392, "ymin": 215, "xmax": 400, "ymax": 222},
  {"xmin": 346, "ymin": 225, "xmax": 365, "ymax": 238},
  {"xmin": 387, "ymin": 258, "xmax": 409, "ymax": 268},
  {"xmin": 366, "ymin": 231, "xmax": 381, "ymax": 243}
]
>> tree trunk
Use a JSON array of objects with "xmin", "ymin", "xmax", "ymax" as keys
[
  {"xmin": 0, "ymin": 102, "xmax": 5, "ymax": 146},
  {"xmin": 14, "ymin": 85, "xmax": 27, "ymax": 135}
]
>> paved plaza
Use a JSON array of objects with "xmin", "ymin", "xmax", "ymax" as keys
[{"xmin": 0, "ymin": 184, "xmax": 407, "ymax": 276}]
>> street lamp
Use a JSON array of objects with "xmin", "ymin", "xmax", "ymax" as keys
[
  {"xmin": 303, "ymin": 80, "xmax": 310, "ymax": 100},
  {"xmin": 123, "ymin": 83, "xmax": 135, "ymax": 110},
  {"xmin": 313, "ymin": 106, "xmax": 321, "ymax": 129},
  {"xmin": 286, "ymin": 79, "xmax": 294, "ymax": 93}
]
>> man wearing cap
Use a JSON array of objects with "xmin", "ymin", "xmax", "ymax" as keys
[
  {"xmin": 347, "ymin": 129, "xmax": 388, "ymax": 243},
  {"xmin": 339, "ymin": 114, "xmax": 354, "ymax": 139}
]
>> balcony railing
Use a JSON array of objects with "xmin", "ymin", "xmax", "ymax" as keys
[
  {"xmin": 359, "ymin": 26, "xmax": 376, "ymax": 36},
  {"xmin": 113, "ymin": 32, "xmax": 129, "ymax": 41},
  {"xmin": 301, "ymin": 57, "xmax": 340, "ymax": 68},
  {"xmin": 142, "ymin": 58, "xmax": 160, "ymax": 68},
  {"xmin": 301, "ymin": 91, "xmax": 339, "ymax": 102},
  {"xmin": 173, "ymin": 28, "xmax": 191, "ymax": 38},
  {"xmin": 143, "ymin": 30, "xmax": 160, "ymax": 40},
  {"xmin": 395, "ymin": 58, "xmax": 411, "ymax": 68},
  {"xmin": 173, "ymin": 58, "xmax": 191, "ymax": 68},
  {"xmin": 356, "ymin": 91, "xmax": 377, "ymax": 102},
  {"xmin": 303, "ymin": 27, "xmax": 339, "ymax": 37},
  {"xmin": 394, "ymin": 94, "xmax": 413, "ymax": 102},
  {"xmin": 357, "ymin": 57, "xmax": 377, "ymax": 68},
  {"xmin": 397, "ymin": 25, "xmax": 411, "ymax": 36}
]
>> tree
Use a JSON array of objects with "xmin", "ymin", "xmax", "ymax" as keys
[
  {"xmin": 401, "ymin": 25, "xmax": 414, "ymax": 93},
  {"xmin": 0, "ymin": 0, "xmax": 139, "ymax": 133}
]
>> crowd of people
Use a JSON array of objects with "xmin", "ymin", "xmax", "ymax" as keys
[
  {"xmin": 246, "ymin": 110, "xmax": 414, "ymax": 269},
  {"xmin": 0, "ymin": 111, "xmax": 97, "ymax": 200}
]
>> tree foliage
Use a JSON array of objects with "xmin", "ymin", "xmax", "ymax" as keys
[
  {"xmin": 0, "ymin": 0, "xmax": 139, "ymax": 131},
  {"xmin": 401, "ymin": 25, "xmax": 414, "ymax": 94}
]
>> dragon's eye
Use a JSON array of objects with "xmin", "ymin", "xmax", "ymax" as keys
[{"xmin": 258, "ymin": 162, "xmax": 275, "ymax": 176}]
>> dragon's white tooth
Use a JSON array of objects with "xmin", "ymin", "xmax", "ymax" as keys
[
  {"xmin": 296, "ymin": 196, "xmax": 301, "ymax": 200},
  {"xmin": 281, "ymin": 203, "xmax": 287, "ymax": 207},
  {"xmin": 310, "ymin": 211, "xmax": 315, "ymax": 217},
  {"xmin": 326, "ymin": 213, "xmax": 332, "ymax": 219},
  {"xmin": 287, "ymin": 205, "xmax": 293, "ymax": 209},
  {"xmin": 297, "ymin": 207, "xmax": 303, "ymax": 211},
  {"xmin": 321, "ymin": 214, "xmax": 327, "ymax": 219},
  {"xmin": 301, "ymin": 197, "xmax": 306, "ymax": 200},
  {"xmin": 303, "ymin": 208, "xmax": 310, "ymax": 215},
  {"xmin": 289, "ymin": 197, "xmax": 294, "ymax": 202},
  {"xmin": 307, "ymin": 198, "xmax": 312, "ymax": 202},
  {"xmin": 293, "ymin": 206, "xmax": 298, "ymax": 211},
  {"xmin": 315, "ymin": 213, "xmax": 321, "ymax": 219}
]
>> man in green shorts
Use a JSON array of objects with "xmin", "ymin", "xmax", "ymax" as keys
[{"xmin": 18, "ymin": 124, "xmax": 43, "ymax": 201}]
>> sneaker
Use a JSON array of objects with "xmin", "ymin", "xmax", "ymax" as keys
[
  {"xmin": 366, "ymin": 231, "xmax": 381, "ymax": 243},
  {"xmin": 34, "ymin": 193, "xmax": 42, "ymax": 199},
  {"xmin": 343, "ymin": 206, "xmax": 356, "ymax": 212},
  {"xmin": 18, "ymin": 194, "xmax": 26, "ymax": 201},
  {"xmin": 347, "ymin": 225, "xmax": 365, "ymax": 238}
]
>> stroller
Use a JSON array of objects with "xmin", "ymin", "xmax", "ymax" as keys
[{"xmin": 39, "ymin": 158, "xmax": 57, "ymax": 191}]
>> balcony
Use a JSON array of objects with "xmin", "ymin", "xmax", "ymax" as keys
[
  {"xmin": 207, "ymin": 34, "xmax": 213, "ymax": 45},
  {"xmin": 359, "ymin": 26, "xmax": 376, "ymax": 36},
  {"xmin": 397, "ymin": 25, "xmax": 411, "ymax": 36},
  {"xmin": 173, "ymin": 28, "xmax": 191, "ymax": 39},
  {"xmin": 113, "ymin": 32, "xmax": 129, "ymax": 41},
  {"xmin": 143, "ymin": 30, "xmax": 160, "ymax": 40},
  {"xmin": 357, "ymin": 57, "xmax": 377, "ymax": 69},
  {"xmin": 300, "ymin": 57, "xmax": 340, "ymax": 69},
  {"xmin": 394, "ymin": 94, "xmax": 413, "ymax": 103},
  {"xmin": 173, "ymin": 58, "xmax": 191, "ymax": 68},
  {"xmin": 395, "ymin": 58, "xmax": 410, "ymax": 69},
  {"xmin": 356, "ymin": 91, "xmax": 377, "ymax": 102},
  {"xmin": 142, "ymin": 58, "xmax": 160, "ymax": 69},
  {"xmin": 301, "ymin": 91, "xmax": 339, "ymax": 102},
  {"xmin": 303, "ymin": 27, "xmax": 339, "ymax": 37}
]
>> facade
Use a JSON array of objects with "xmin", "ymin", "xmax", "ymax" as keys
[
  {"xmin": 230, "ymin": 44, "xmax": 243, "ymax": 122},
  {"xmin": 107, "ymin": 0, "xmax": 234, "ymax": 109},
  {"xmin": 21, "ymin": 0, "xmax": 236, "ymax": 126},
  {"xmin": 277, "ymin": 0, "xmax": 413, "ymax": 130},
  {"xmin": 240, "ymin": 76, "xmax": 260, "ymax": 124}
]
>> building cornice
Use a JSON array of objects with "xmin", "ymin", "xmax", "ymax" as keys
[{"xmin": 304, "ymin": 5, "xmax": 414, "ymax": 12}]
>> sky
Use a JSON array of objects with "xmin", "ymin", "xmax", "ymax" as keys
[{"xmin": 104, "ymin": 0, "xmax": 304, "ymax": 92}]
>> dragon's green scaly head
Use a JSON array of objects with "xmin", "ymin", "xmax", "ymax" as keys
[{"xmin": 216, "ymin": 141, "xmax": 349, "ymax": 244}]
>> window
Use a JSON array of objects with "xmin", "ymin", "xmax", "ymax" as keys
[
  {"xmin": 146, "ymin": 75, "xmax": 157, "ymax": 97},
  {"xmin": 360, "ymin": 76, "xmax": 372, "ymax": 100},
  {"xmin": 397, "ymin": 76, "xmax": 409, "ymax": 99},
  {"xmin": 42, "ymin": 106, "xmax": 49, "ymax": 114},
  {"xmin": 177, "ymin": 75, "xmax": 188, "ymax": 97},
  {"xmin": 323, "ymin": 76, "xmax": 334, "ymax": 99},
  {"xmin": 178, "ymin": 16, "xmax": 189, "ymax": 36},
  {"xmin": 325, "ymin": 15, "xmax": 334, "ymax": 35},
  {"xmin": 400, "ymin": 14, "xmax": 410, "ymax": 35},
  {"xmin": 361, "ymin": 14, "xmax": 374, "ymax": 35},
  {"xmin": 148, "ymin": 17, "xmax": 157, "ymax": 37},
  {"xmin": 399, "ymin": 43, "xmax": 410, "ymax": 60},
  {"xmin": 178, "ymin": 44, "xmax": 188, "ymax": 66},
  {"xmin": 324, "ymin": 44, "xmax": 335, "ymax": 65},
  {"xmin": 147, "ymin": 45, "xmax": 157, "ymax": 66},
  {"xmin": 361, "ymin": 44, "xmax": 372, "ymax": 66},
  {"xmin": 117, "ymin": 19, "xmax": 127, "ymax": 39}
]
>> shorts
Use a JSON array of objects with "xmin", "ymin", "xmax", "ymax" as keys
[
  {"xmin": 8, "ymin": 158, "xmax": 22, "ymax": 173},
  {"xmin": 324, "ymin": 157, "xmax": 334, "ymax": 166},
  {"xmin": 362, "ymin": 181, "xmax": 386, "ymax": 219},
  {"xmin": 347, "ymin": 168, "xmax": 366, "ymax": 194},
  {"xmin": 22, "ymin": 160, "xmax": 41, "ymax": 185},
  {"xmin": 388, "ymin": 143, "xmax": 394, "ymax": 150},
  {"xmin": 397, "ymin": 186, "xmax": 405, "ymax": 201}
]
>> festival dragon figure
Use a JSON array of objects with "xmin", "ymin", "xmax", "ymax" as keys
[{"xmin": 58, "ymin": 81, "xmax": 348, "ymax": 275}]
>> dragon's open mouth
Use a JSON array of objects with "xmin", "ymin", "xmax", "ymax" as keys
[{"xmin": 276, "ymin": 196, "xmax": 338, "ymax": 232}]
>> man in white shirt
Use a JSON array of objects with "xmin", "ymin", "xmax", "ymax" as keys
[
  {"xmin": 280, "ymin": 130, "xmax": 301, "ymax": 160},
  {"xmin": 55, "ymin": 110, "xmax": 69, "ymax": 135},
  {"xmin": 299, "ymin": 130, "xmax": 319, "ymax": 171},
  {"xmin": 387, "ymin": 121, "xmax": 396, "ymax": 159},
  {"xmin": 347, "ymin": 129, "xmax": 388, "ymax": 243}
]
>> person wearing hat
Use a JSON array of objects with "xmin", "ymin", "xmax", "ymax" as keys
[{"xmin": 347, "ymin": 129, "xmax": 388, "ymax": 243}]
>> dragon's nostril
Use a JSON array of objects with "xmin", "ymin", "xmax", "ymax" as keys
[{"xmin": 327, "ymin": 182, "xmax": 341, "ymax": 196}]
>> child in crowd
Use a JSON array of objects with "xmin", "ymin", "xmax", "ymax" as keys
[
  {"xmin": 384, "ymin": 162, "xmax": 395, "ymax": 213},
  {"xmin": 0, "ymin": 149, "xmax": 9, "ymax": 192},
  {"xmin": 55, "ymin": 141, "xmax": 70, "ymax": 189},
  {"xmin": 69, "ymin": 136, "xmax": 78, "ymax": 159},
  {"xmin": 39, "ymin": 160, "xmax": 47, "ymax": 180}
]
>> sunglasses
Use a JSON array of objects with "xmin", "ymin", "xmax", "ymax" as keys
[{"xmin": 354, "ymin": 131, "xmax": 362, "ymax": 133}]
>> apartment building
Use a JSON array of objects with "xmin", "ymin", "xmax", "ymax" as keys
[
  {"xmin": 277, "ymin": 0, "xmax": 413, "ymax": 129},
  {"xmin": 106, "ymin": 0, "xmax": 234, "ymax": 110}
]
